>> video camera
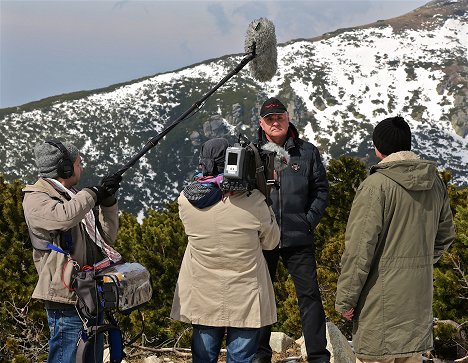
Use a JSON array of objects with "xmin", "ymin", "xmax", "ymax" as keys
[{"xmin": 221, "ymin": 135, "xmax": 278, "ymax": 200}]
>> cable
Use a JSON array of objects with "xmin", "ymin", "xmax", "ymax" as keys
[{"xmin": 61, "ymin": 258, "xmax": 79, "ymax": 291}]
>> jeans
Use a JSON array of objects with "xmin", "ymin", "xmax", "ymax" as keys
[
  {"xmin": 255, "ymin": 245, "xmax": 331, "ymax": 363},
  {"xmin": 46, "ymin": 307, "xmax": 104, "ymax": 363},
  {"xmin": 192, "ymin": 324, "xmax": 260, "ymax": 363}
]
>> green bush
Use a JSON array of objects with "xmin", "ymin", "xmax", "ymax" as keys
[
  {"xmin": 0, "ymin": 176, "xmax": 48, "ymax": 361},
  {"xmin": 433, "ymin": 322, "xmax": 461, "ymax": 359},
  {"xmin": 0, "ymin": 162, "xmax": 466, "ymax": 359}
]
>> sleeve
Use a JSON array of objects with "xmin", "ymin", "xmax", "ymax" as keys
[
  {"xmin": 433, "ymin": 187, "xmax": 456, "ymax": 263},
  {"xmin": 256, "ymin": 192, "xmax": 280, "ymax": 251},
  {"xmin": 98, "ymin": 201, "xmax": 119, "ymax": 244},
  {"xmin": 306, "ymin": 147, "xmax": 329, "ymax": 231},
  {"xmin": 23, "ymin": 189, "xmax": 95, "ymax": 235},
  {"xmin": 335, "ymin": 183, "xmax": 383, "ymax": 313}
]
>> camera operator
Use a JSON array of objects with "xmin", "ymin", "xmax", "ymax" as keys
[
  {"xmin": 22, "ymin": 140, "xmax": 121, "ymax": 363},
  {"xmin": 254, "ymin": 98, "xmax": 330, "ymax": 363},
  {"xmin": 170, "ymin": 137, "xmax": 280, "ymax": 363}
]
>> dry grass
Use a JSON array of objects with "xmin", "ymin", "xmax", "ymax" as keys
[{"xmin": 116, "ymin": 342, "xmax": 305, "ymax": 363}]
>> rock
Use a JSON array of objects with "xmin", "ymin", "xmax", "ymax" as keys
[
  {"xmin": 103, "ymin": 348, "xmax": 127, "ymax": 363},
  {"xmin": 226, "ymin": 103, "xmax": 243, "ymax": 127},
  {"xmin": 202, "ymin": 116, "xmax": 229, "ymax": 138},
  {"xmin": 189, "ymin": 130, "xmax": 201, "ymax": 145},
  {"xmin": 326, "ymin": 322, "xmax": 355, "ymax": 363},
  {"xmin": 296, "ymin": 322, "xmax": 355, "ymax": 363},
  {"xmin": 144, "ymin": 356, "xmax": 163, "ymax": 363},
  {"xmin": 270, "ymin": 331, "xmax": 295, "ymax": 353}
]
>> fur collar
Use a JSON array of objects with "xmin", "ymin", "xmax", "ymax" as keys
[{"xmin": 379, "ymin": 151, "xmax": 419, "ymax": 164}]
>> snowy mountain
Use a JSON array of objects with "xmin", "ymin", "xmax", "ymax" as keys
[{"xmin": 1, "ymin": 0, "xmax": 467, "ymax": 217}]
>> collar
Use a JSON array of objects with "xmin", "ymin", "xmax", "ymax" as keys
[
  {"xmin": 379, "ymin": 151, "xmax": 420, "ymax": 164},
  {"xmin": 45, "ymin": 178, "xmax": 77, "ymax": 199}
]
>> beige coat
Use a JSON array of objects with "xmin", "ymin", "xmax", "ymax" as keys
[
  {"xmin": 22, "ymin": 178, "xmax": 119, "ymax": 304},
  {"xmin": 171, "ymin": 189, "xmax": 280, "ymax": 328}
]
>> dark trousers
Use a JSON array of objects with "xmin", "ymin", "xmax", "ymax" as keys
[{"xmin": 256, "ymin": 245, "xmax": 330, "ymax": 363}]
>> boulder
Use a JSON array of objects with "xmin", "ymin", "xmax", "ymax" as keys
[
  {"xmin": 296, "ymin": 322, "xmax": 355, "ymax": 363},
  {"xmin": 143, "ymin": 356, "xmax": 163, "ymax": 363},
  {"xmin": 270, "ymin": 331, "xmax": 295, "ymax": 353},
  {"xmin": 103, "ymin": 347, "xmax": 127, "ymax": 363}
]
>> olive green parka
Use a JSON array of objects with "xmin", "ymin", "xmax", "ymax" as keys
[{"xmin": 335, "ymin": 151, "xmax": 455, "ymax": 360}]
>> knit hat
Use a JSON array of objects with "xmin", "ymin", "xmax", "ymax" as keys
[
  {"xmin": 34, "ymin": 141, "xmax": 79, "ymax": 178},
  {"xmin": 372, "ymin": 116, "xmax": 411, "ymax": 156},
  {"xmin": 260, "ymin": 97, "xmax": 287, "ymax": 117},
  {"xmin": 199, "ymin": 138, "xmax": 229, "ymax": 176}
]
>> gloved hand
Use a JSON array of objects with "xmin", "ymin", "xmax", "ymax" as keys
[
  {"xmin": 87, "ymin": 185, "xmax": 112, "ymax": 205},
  {"xmin": 100, "ymin": 173, "xmax": 122, "ymax": 196}
]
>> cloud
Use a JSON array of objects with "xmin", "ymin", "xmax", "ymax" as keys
[
  {"xmin": 0, "ymin": 0, "xmax": 429, "ymax": 108},
  {"xmin": 206, "ymin": 3, "xmax": 234, "ymax": 35},
  {"xmin": 113, "ymin": 0, "xmax": 129, "ymax": 10},
  {"xmin": 112, "ymin": 0, "xmax": 150, "ymax": 14},
  {"xmin": 232, "ymin": 2, "xmax": 269, "ymax": 21}
]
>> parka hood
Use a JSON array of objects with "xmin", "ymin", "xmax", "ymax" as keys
[{"xmin": 370, "ymin": 151, "xmax": 438, "ymax": 191}]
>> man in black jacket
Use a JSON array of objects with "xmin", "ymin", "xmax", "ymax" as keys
[{"xmin": 254, "ymin": 97, "xmax": 330, "ymax": 363}]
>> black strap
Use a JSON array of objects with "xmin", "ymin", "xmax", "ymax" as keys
[
  {"xmin": 76, "ymin": 324, "xmax": 124, "ymax": 363},
  {"xmin": 249, "ymin": 142, "xmax": 272, "ymax": 206}
]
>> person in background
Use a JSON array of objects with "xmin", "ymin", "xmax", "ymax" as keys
[
  {"xmin": 254, "ymin": 97, "xmax": 331, "ymax": 363},
  {"xmin": 22, "ymin": 140, "xmax": 122, "ymax": 363},
  {"xmin": 171, "ymin": 137, "xmax": 280, "ymax": 363},
  {"xmin": 335, "ymin": 116, "xmax": 456, "ymax": 363}
]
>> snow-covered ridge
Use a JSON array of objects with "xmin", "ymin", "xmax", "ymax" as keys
[{"xmin": 1, "ymin": 6, "xmax": 467, "ymax": 215}]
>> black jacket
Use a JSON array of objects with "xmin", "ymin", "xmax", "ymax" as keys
[{"xmin": 258, "ymin": 123, "xmax": 329, "ymax": 248}]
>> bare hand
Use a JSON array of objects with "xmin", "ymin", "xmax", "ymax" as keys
[{"xmin": 342, "ymin": 308, "xmax": 354, "ymax": 321}]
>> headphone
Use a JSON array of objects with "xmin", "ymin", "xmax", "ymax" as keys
[{"xmin": 45, "ymin": 140, "xmax": 74, "ymax": 179}]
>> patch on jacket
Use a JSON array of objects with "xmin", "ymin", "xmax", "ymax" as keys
[{"xmin": 291, "ymin": 163, "xmax": 300, "ymax": 172}]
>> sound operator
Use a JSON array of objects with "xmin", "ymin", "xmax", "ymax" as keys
[{"xmin": 22, "ymin": 140, "xmax": 121, "ymax": 363}]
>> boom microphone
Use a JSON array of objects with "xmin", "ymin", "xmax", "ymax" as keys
[
  {"xmin": 261, "ymin": 142, "xmax": 290, "ymax": 172},
  {"xmin": 245, "ymin": 18, "xmax": 278, "ymax": 82},
  {"xmin": 115, "ymin": 19, "xmax": 277, "ymax": 179}
]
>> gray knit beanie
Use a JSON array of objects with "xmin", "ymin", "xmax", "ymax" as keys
[{"xmin": 34, "ymin": 141, "xmax": 80, "ymax": 178}]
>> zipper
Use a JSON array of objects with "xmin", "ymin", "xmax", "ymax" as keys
[
  {"xmin": 278, "ymin": 165, "xmax": 283, "ymax": 248},
  {"xmin": 266, "ymin": 137, "xmax": 289, "ymax": 248},
  {"xmin": 278, "ymin": 142, "xmax": 291, "ymax": 248}
]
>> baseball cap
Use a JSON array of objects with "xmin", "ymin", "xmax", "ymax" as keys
[{"xmin": 260, "ymin": 97, "xmax": 287, "ymax": 117}]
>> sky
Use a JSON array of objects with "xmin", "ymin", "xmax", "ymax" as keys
[{"xmin": 0, "ymin": 0, "xmax": 429, "ymax": 109}]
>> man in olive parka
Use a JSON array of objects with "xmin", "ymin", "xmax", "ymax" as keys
[{"xmin": 335, "ymin": 116, "xmax": 455, "ymax": 363}]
